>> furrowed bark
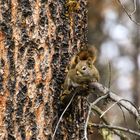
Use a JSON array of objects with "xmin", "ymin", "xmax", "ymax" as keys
[{"xmin": 0, "ymin": 0, "xmax": 87, "ymax": 139}]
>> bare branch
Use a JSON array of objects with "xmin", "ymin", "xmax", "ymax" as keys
[
  {"xmin": 108, "ymin": 61, "xmax": 111, "ymax": 89},
  {"xmin": 83, "ymin": 103, "xmax": 91, "ymax": 140},
  {"xmin": 92, "ymin": 106, "xmax": 108, "ymax": 124},
  {"xmin": 90, "ymin": 123, "xmax": 140, "ymax": 137},
  {"xmin": 131, "ymin": 0, "xmax": 137, "ymax": 16},
  {"xmin": 92, "ymin": 106, "xmax": 129, "ymax": 139},
  {"xmin": 100, "ymin": 101, "xmax": 118, "ymax": 118},
  {"xmin": 116, "ymin": 0, "xmax": 140, "ymax": 26},
  {"xmin": 89, "ymin": 82, "xmax": 139, "ymax": 118},
  {"xmin": 83, "ymin": 94, "xmax": 108, "ymax": 140},
  {"xmin": 100, "ymin": 98, "xmax": 137, "ymax": 119}
]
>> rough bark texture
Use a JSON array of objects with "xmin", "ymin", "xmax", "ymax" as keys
[{"xmin": 0, "ymin": 0, "xmax": 87, "ymax": 140}]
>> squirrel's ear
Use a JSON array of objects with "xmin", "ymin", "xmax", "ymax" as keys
[
  {"xmin": 76, "ymin": 56, "xmax": 80, "ymax": 63},
  {"xmin": 87, "ymin": 58, "xmax": 92, "ymax": 65},
  {"xmin": 88, "ymin": 46, "xmax": 97, "ymax": 63},
  {"xmin": 68, "ymin": 55, "xmax": 80, "ymax": 69},
  {"xmin": 92, "ymin": 56, "xmax": 96, "ymax": 63}
]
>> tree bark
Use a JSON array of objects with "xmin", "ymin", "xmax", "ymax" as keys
[{"xmin": 0, "ymin": 0, "xmax": 87, "ymax": 139}]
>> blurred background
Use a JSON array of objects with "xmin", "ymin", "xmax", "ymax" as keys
[{"xmin": 88, "ymin": 0, "xmax": 140, "ymax": 139}]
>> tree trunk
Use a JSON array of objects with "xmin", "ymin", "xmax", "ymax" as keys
[{"xmin": 0, "ymin": 0, "xmax": 87, "ymax": 139}]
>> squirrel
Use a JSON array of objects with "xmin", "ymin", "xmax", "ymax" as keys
[{"xmin": 60, "ymin": 47, "xmax": 100, "ymax": 105}]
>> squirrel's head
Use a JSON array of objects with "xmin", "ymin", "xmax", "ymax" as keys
[{"xmin": 75, "ymin": 59, "xmax": 93, "ymax": 76}]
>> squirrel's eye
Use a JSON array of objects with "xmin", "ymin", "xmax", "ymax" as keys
[{"xmin": 82, "ymin": 66, "xmax": 86, "ymax": 70}]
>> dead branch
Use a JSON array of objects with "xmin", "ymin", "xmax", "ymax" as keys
[
  {"xmin": 83, "ymin": 94, "xmax": 108, "ymax": 140},
  {"xmin": 116, "ymin": 0, "xmax": 140, "ymax": 26},
  {"xmin": 92, "ymin": 106, "xmax": 129, "ymax": 139},
  {"xmin": 90, "ymin": 82, "xmax": 139, "ymax": 118},
  {"xmin": 89, "ymin": 123, "xmax": 140, "ymax": 137}
]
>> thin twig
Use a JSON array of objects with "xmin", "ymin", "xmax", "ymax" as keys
[
  {"xmin": 90, "ymin": 82, "xmax": 139, "ymax": 118},
  {"xmin": 52, "ymin": 92, "xmax": 77, "ymax": 140},
  {"xmin": 99, "ymin": 98, "xmax": 136, "ymax": 118},
  {"xmin": 117, "ymin": 104, "xmax": 131, "ymax": 138},
  {"xmin": 92, "ymin": 106, "xmax": 129, "ymax": 139},
  {"xmin": 90, "ymin": 123, "xmax": 140, "ymax": 137},
  {"xmin": 131, "ymin": 0, "xmax": 137, "ymax": 16},
  {"xmin": 91, "ymin": 94, "xmax": 109, "ymax": 106},
  {"xmin": 107, "ymin": 62, "xmax": 130, "ymax": 137},
  {"xmin": 108, "ymin": 61, "xmax": 111, "ymax": 89},
  {"xmin": 83, "ymin": 104, "xmax": 91, "ymax": 140},
  {"xmin": 92, "ymin": 106, "xmax": 108, "ymax": 124},
  {"xmin": 83, "ymin": 94, "xmax": 108, "ymax": 140},
  {"xmin": 116, "ymin": 0, "xmax": 140, "ymax": 26},
  {"xmin": 100, "ymin": 99, "xmax": 123, "ymax": 118}
]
